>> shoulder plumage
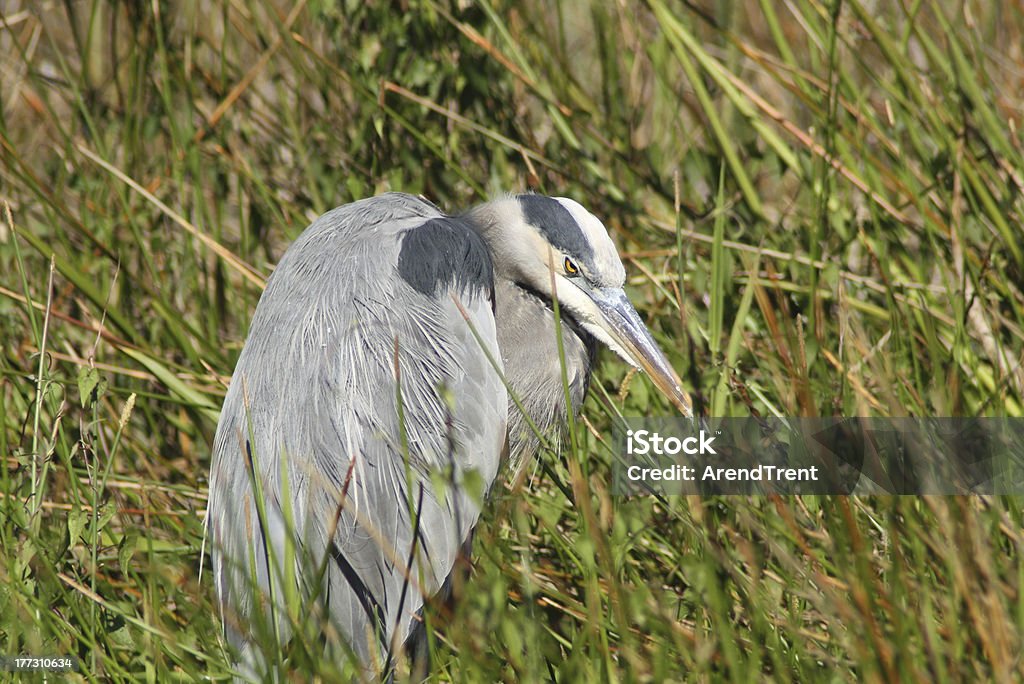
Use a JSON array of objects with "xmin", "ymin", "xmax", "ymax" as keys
[{"xmin": 397, "ymin": 215, "xmax": 494, "ymax": 303}]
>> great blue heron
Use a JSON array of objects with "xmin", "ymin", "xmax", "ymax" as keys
[{"xmin": 207, "ymin": 192, "xmax": 692, "ymax": 677}]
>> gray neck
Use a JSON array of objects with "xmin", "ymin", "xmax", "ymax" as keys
[{"xmin": 465, "ymin": 204, "xmax": 597, "ymax": 467}]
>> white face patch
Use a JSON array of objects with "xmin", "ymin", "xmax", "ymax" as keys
[
  {"xmin": 473, "ymin": 193, "xmax": 644, "ymax": 367},
  {"xmin": 553, "ymin": 198, "xmax": 626, "ymax": 288}
]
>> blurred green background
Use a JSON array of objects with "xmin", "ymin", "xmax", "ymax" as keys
[{"xmin": 2, "ymin": 0, "xmax": 1023, "ymax": 680}]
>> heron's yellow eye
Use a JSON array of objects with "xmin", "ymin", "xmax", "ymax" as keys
[{"xmin": 564, "ymin": 257, "xmax": 579, "ymax": 276}]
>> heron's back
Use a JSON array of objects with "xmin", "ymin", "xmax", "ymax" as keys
[{"xmin": 208, "ymin": 193, "xmax": 506, "ymax": 673}]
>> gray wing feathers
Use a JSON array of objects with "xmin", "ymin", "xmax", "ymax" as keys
[{"xmin": 208, "ymin": 193, "xmax": 506, "ymax": 670}]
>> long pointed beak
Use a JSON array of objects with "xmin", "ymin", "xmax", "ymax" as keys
[{"xmin": 590, "ymin": 288, "xmax": 694, "ymax": 418}]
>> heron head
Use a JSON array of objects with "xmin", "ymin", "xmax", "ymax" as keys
[{"xmin": 473, "ymin": 194, "xmax": 693, "ymax": 417}]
